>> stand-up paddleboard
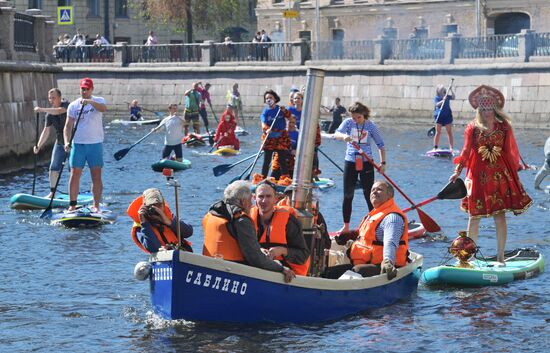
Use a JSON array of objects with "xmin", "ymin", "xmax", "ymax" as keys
[
  {"xmin": 329, "ymin": 221, "xmax": 426, "ymax": 241},
  {"xmin": 422, "ymin": 248, "xmax": 544, "ymax": 286},
  {"xmin": 211, "ymin": 146, "xmax": 240, "ymax": 157},
  {"xmin": 151, "ymin": 158, "xmax": 192, "ymax": 172},
  {"xmin": 250, "ymin": 178, "xmax": 335, "ymax": 193},
  {"xmin": 10, "ymin": 192, "xmax": 94, "ymax": 210},
  {"xmin": 111, "ymin": 118, "xmax": 161, "ymax": 126},
  {"xmin": 50, "ymin": 207, "xmax": 116, "ymax": 228},
  {"xmin": 426, "ymin": 148, "xmax": 453, "ymax": 158}
]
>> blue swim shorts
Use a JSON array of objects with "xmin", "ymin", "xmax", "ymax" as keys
[
  {"xmin": 69, "ymin": 143, "xmax": 104, "ymax": 169},
  {"xmin": 50, "ymin": 144, "xmax": 67, "ymax": 171}
]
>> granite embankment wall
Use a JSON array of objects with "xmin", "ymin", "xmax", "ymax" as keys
[
  {"xmin": 0, "ymin": 61, "xmax": 62, "ymax": 174},
  {"xmin": 56, "ymin": 62, "xmax": 550, "ymax": 130}
]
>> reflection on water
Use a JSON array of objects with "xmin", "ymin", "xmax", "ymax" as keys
[{"xmin": 0, "ymin": 123, "xmax": 548, "ymax": 352}]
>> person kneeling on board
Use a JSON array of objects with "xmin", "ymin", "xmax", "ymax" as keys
[
  {"xmin": 250, "ymin": 181, "xmax": 311, "ymax": 276},
  {"xmin": 325, "ymin": 180, "xmax": 409, "ymax": 280},
  {"xmin": 127, "ymin": 188, "xmax": 193, "ymax": 253},
  {"xmin": 202, "ymin": 180, "xmax": 296, "ymax": 283}
]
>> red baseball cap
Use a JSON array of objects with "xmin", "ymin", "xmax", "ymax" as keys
[{"xmin": 80, "ymin": 77, "xmax": 94, "ymax": 89}]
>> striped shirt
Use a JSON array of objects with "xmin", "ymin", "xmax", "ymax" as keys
[
  {"xmin": 375, "ymin": 213, "xmax": 405, "ymax": 264},
  {"xmin": 336, "ymin": 118, "xmax": 385, "ymax": 162}
]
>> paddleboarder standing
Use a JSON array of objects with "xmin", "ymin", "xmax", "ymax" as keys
[
  {"xmin": 450, "ymin": 85, "xmax": 532, "ymax": 264},
  {"xmin": 33, "ymin": 88, "xmax": 69, "ymax": 199},
  {"xmin": 432, "ymin": 84, "xmax": 455, "ymax": 151},
  {"xmin": 64, "ymin": 77, "xmax": 107, "ymax": 212},
  {"xmin": 152, "ymin": 104, "xmax": 185, "ymax": 161},
  {"xmin": 534, "ymin": 136, "xmax": 550, "ymax": 190}
]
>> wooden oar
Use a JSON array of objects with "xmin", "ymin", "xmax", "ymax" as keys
[
  {"xmin": 41, "ymin": 104, "xmax": 85, "ymax": 219},
  {"xmin": 32, "ymin": 112, "xmax": 39, "ymax": 195},
  {"xmin": 213, "ymin": 152, "xmax": 263, "ymax": 177},
  {"xmin": 351, "ymin": 141, "xmax": 441, "ymax": 232},
  {"xmin": 403, "ymin": 178, "xmax": 466, "ymax": 213},
  {"xmin": 113, "ymin": 122, "xmax": 164, "ymax": 161}
]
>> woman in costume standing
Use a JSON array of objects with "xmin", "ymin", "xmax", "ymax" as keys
[
  {"xmin": 334, "ymin": 102, "xmax": 386, "ymax": 234},
  {"xmin": 450, "ymin": 85, "xmax": 532, "ymax": 264}
]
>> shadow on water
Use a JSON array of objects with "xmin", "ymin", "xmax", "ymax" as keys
[{"xmin": 0, "ymin": 122, "xmax": 548, "ymax": 352}]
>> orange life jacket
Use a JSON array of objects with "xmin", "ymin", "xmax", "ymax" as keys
[
  {"xmin": 202, "ymin": 211, "xmax": 247, "ymax": 262},
  {"xmin": 127, "ymin": 196, "xmax": 191, "ymax": 254},
  {"xmin": 349, "ymin": 198, "xmax": 409, "ymax": 267},
  {"xmin": 249, "ymin": 205, "xmax": 310, "ymax": 276}
]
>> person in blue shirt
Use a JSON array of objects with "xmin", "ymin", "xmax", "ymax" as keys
[
  {"xmin": 253, "ymin": 90, "xmax": 292, "ymax": 186},
  {"xmin": 433, "ymin": 84, "xmax": 455, "ymax": 151},
  {"xmin": 334, "ymin": 102, "xmax": 386, "ymax": 234},
  {"xmin": 129, "ymin": 100, "xmax": 142, "ymax": 121}
]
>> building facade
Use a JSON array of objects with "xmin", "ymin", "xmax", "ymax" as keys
[{"xmin": 256, "ymin": 0, "xmax": 550, "ymax": 42}]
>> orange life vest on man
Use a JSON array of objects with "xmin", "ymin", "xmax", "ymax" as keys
[
  {"xmin": 249, "ymin": 205, "xmax": 310, "ymax": 276},
  {"xmin": 127, "ymin": 196, "xmax": 191, "ymax": 254},
  {"xmin": 349, "ymin": 198, "xmax": 409, "ymax": 267},
  {"xmin": 202, "ymin": 210, "xmax": 247, "ymax": 262}
]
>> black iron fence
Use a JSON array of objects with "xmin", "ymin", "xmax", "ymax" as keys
[
  {"xmin": 213, "ymin": 42, "xmax": 294, "ymax": 62},
  {"xmin": 126, "ymin": 44, "xmax": 202, "ymax": 63},
  {"xmin": 14, "ymin": 12, "xmax": 35, "ymax": 52},
  {"xmin": 533, "ymin": 32, "xmax": 550, "ymax": 56},
  {"xmin": 388, "ymin": 38, "xmax": 445, "ymax": 60},
  {"xmin": 457, "ymin": 34, "xmax": 518, "ymax": 59},
  {"xmin": 311, "ymin": 40, "xmax": 375, "ymax": 60},
  {"xmin": 54, "ymin": 45, "xmax": 115, "ymax": 62}
]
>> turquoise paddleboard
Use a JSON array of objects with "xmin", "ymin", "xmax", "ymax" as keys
[
  {"xmin": 50, "ymin": 207, "xmax": 116, "ymax": 228},
  {"xmin": 151, "ymin": 158, "xmax": 192, "ymax": 172},
  {"xmin": 422, "ymin": 248, "xmax": 544, "ymax": 287},
  {"xmin": 10, "ymin": 192, "xmax": 94, "ymax": 210}
]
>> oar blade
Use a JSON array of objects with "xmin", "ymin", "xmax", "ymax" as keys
[
  {"xmin": 437, "ymin": 178, "xmax": 466, "ymax": 200},
  {"xmin": 213, "ymin": 164, "xmax": 231, "ymax": 176},
  {"xmin": 417, "ymin": 208, "xmax": 441, "ymax": 233},
  {"xmin": 40, "ymin": 207, "xmax": 53, "ymax": 219},
  {"xmin": 113, "ymin": 148, "xmax": 129, "ymax": 161},
  {"xmin": 427, "ymin": 126, "xmax": 436, "ymax": 137}
]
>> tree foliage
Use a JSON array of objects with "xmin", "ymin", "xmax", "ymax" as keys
[{"xmin": 133, "ymin": 0, "xmax": 248, "ymax": 42}]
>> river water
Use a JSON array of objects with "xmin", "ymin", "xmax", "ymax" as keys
[{"xmin": 1, "ymin": 121, "xmax": 548, "ymax": 353}]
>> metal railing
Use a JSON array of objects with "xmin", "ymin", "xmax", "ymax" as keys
[
  {"xmin": 311, "ymin": 40, "xmax": 375, "ymax": 60},
  {"xmin": 457, "ymin": 34, "xmax": 519, "ymax": 59},
  {"xmin": 14, "ymin": 12, "xmax": 35, "ymax": 52},
  {"xmin": 54, "ymin": 45, "xmax": 115, "ymax": 62},
  {"xmin": 214, "ymin": 42, "xmax": 294, "ymax": 62},
  {"xmin": 533, "ymin": 32, "xmax": 550, "ymax": 56},
  {"xmin": 388, "ymin": 38, "xmax": 445, "ymax": 60},
  {"xmin": 126, "ymin": 44, "xmax": 202, "ymax": 63}
]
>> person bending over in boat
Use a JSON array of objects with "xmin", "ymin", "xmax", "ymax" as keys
[
  {"xmin": 325, "ymin": 180, "xmax": 409, "ymax": 280},
  {"xmin": 334, "ymin": 101, "xmax": 386, "ymax": 234},
  {"xmin": 129, "ymin": 99, "xmax": 142, "ymax": 121},
  {"xmin": 33, "ymin": 88, "xmax": 69, "ymax": 199},
  {"xmin": 202, "ymin": 180, "xmax": 296, "ymax": 283},
  {"xmin": 214, "ymin": 104, "xmax": 240, "ymax": 150},
  {"xmin": 151, "ymin": 104, "xmax": 185, "ymax": 162},
  {"xmin": 450, "ymin": 85, "xmax": 532, "ymax": 265},
  {"xmin": 534, "ymin": 136, "xmax": 550, "ymax": 190},
  {"xmin": 127, "ymin": 188, "xmax": 193, "ymax": 253},
  {"xmin": 253, "ymin": 90, "xmax": 292, "ymax": 186},
  {"xmin": 249, "ymin": 181, "xmax": 310, "ymax": 276}
]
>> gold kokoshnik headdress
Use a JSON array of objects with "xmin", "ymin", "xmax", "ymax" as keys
[{"xmin": 468, "ymin": 85, "xmax": 505, "ymax": 110}]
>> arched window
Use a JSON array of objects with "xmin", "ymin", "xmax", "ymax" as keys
[{"xmin": 494, "ymin": 13, "xmax": 530, "ymax": 34}]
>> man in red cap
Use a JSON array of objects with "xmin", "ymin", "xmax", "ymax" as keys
[{"xmin": 63, "ymin": 77, "xmax": 107, "ymax": 212}]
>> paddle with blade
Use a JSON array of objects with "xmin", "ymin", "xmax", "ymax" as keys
[
  {"xmin": 113, "ymin": 122, "xmax": 164, "ymax": 161},
  {"xmin": 317, "ymin": 147, "xmax": 344, "ymax": 173},
  {"xmin": 32, "ymin": 112, "xmax": 39, "ymax": 195},
  {"xmin": 351, "ymin": 142, "xmax": 441, "ymax": 232},
  {"xmin": 213, "ymin": 152, "xmax": 263, "ymax": 176},
  {"xmin": 403, "ymin": 178, "xmax": 466, "ymax": 213},
  {"xmin": 209, "ymin": 104, "xmax": 219, "ymax": 123},
  {"xmin": 428, "ymin": 78, "xmax": 454, "ymax": 138},
  {"xmin": 40, "ymin": 104, "xmax": 85, "ymax": 219},
  {"xmin": 204, "ymin": 124, "xmax": 215, "ymax": 146}
]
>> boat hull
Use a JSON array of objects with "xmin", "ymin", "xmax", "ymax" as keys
[
  {"xmin": 422, "ymin": 248, "xmax": 544, "ymax": 287},
  {"xmin": 148, "ymin": 250, "xmax": 422, "ymax": 323}
]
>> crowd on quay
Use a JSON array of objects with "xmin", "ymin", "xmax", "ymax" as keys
[
  {"xmin": 54, "ymin": 28, "xmax": 112, "ymax": 62},
  {"xmin": 33, "ymin": 76, "xmax": 546, "ymax": 283}
]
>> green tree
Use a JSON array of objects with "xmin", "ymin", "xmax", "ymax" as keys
[{"xmin": 134, "ymin": 0, "xmax": 247, "ymax": 43}]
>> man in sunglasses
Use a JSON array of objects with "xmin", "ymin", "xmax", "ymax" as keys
[{"xmin": 64, "ymin": 77, "xmax": 107, "ymax": 212}]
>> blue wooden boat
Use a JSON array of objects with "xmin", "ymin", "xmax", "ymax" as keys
[
  {"xmin": 144, "ymin": 249, "xmax": 423, "ymax": 323},
  {"xmin": 10, "ymin": 192, "xmax": 93, "ymax": 210}
]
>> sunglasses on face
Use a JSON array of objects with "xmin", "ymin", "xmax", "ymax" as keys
[{"xmin": 81, "ymin": 87, "xmax": 90, "ymax": 91}]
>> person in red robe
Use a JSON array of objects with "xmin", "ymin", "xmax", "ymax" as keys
[
  {"xmin": 214, "ymin": 104, "xmax": 240, "ymax": 150},
  {"xmin": 450, "ymin": 85, "xmax": 532, "ymax": 264}
]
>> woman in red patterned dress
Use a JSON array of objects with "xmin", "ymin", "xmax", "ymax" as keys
[{"xmin": 450, "ymin": 85, "xmax": 532, "ymax": 264}]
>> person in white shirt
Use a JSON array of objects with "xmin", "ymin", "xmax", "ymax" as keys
[{"xmin": 151, "ymin": 104, "xmax": 185, "ymax": 162}]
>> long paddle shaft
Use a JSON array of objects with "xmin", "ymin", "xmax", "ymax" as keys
[
  {"xmin": 243, "ymin": 107, "xmax": 282, "ymax": 181},
  {"xmin": 350, "ymin": 142, "xmax": 441, "ymax": 232},
  {"xmin": 41, "ymin": 104, "xmax": 86, "ymax": 218},
  {"xmin": 209, "ymin": 104, "xmax": 219, "ymax": 123},
  {"xmin": 402, "ymin": 178, "xmax": 467, "ymax": 212},
  {"xmin": 317, "ymin": 147, "xmax": 344, "ymax": 173},
  {"xmin": 213, "ymin": 152, "xmax": 263, "ymax": 177},
  {"xmin": 428, "ymin": 78, "xmax": 455, "ymax": 137},
  {"xmin": 113, "ymin": 123, "xmax": 164, "ymax": 161},
  {"xmin": 32, "ymin": 112, "xmax": 39, "ymax": 195}
]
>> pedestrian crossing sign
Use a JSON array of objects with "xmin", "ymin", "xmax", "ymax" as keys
[{"xmin": 57, "ymin": 6, "xmax": 73, "ymax": 25}]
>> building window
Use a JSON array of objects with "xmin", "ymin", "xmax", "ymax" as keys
[
  {"xmin": 88, "ymin": 0, "xmax": 99, "ymax": 17},
  {"xmin": 58, "ymin": 0, "xmax": 71, "ymax": 6},
  {"xmin": 28, "ymin": 0, "xmax": 42, "ymax": 9},
  {"xmin": 115, "ymin": 0, "xmax": 128, "ymax": 18}
]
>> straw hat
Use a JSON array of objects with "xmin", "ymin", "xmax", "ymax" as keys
[
  {"xmin": 142, "ymin": 188, "xmax": 164, "ymax": 206},
  {"xmin": 468, "ymin": 85, "xmax": 505, "ymax": 110}
]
